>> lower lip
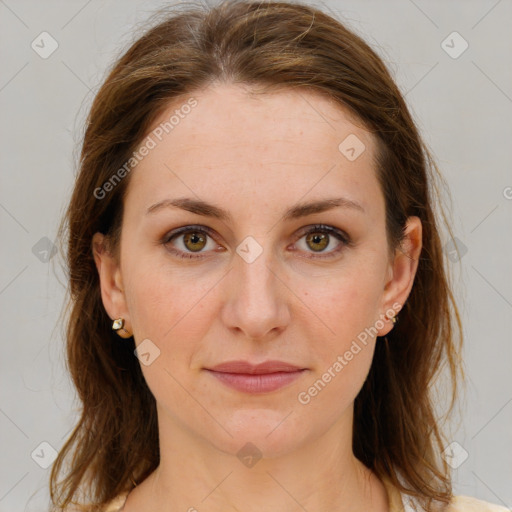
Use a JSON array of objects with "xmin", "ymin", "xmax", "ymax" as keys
[{"xmin": 206, "ymin": 370, "xmax": 306, "ymax": 393}]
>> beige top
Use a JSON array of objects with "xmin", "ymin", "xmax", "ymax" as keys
[{"xmin": 101, "ymin": 477, "xmax": 510, "ymax": 512}]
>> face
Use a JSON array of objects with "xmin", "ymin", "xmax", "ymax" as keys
[{"xmin": 93, "ymin": 83, "xmax": 421, "ymax": 458}]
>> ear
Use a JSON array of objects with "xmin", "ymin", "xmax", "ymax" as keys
[
  {"xmin": 376, "ymin": 216, "xmax": 422, "ymax": 337},
  {"xmin": 92, "ymin": 232, "xmax": 132, "ymax": 333}
]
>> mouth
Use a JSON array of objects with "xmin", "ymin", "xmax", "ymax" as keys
[{"xmin": 204, "ymin": 360, "xmax": 308, "ymax": 394}]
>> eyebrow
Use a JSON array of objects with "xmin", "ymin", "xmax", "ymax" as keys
[{"xmin": 146, "ymin": 196, "xmax": 365, "ymax": 221}]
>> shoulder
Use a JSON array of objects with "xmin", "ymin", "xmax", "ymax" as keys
[
  {"xmin": 383, "ymin": 473, "xmax": 509, "ymax": 512},
  {"xmin": 384, "ymin": 476, "xmax": 509, "ymax": 512},
  {"xmin": 445, "ymin": 495, "xmax": 510, "ymax": 512},
  {"xmin": 100, "ymin": 491, "xmax": 129, "ymax": 512}
]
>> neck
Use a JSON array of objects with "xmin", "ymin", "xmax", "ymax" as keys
[{"xmin": 125, "ymin": 406, "xmax": 389, "ymax": 512}]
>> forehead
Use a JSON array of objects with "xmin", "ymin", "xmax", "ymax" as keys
[{"xmin": 124, "ymin": 83, "xmax": 383, "ymax": 222}]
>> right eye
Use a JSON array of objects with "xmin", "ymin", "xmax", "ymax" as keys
[{"xmin": 162, "ymin": 225, "xmax": 221, "ymax": 259}]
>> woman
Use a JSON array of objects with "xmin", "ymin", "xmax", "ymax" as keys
[{"xmin": 50, "ymin": 0, "xmax": 508, "ymax": 511}]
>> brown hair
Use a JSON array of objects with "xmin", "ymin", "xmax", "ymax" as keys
[{"xmin": 51, "ymin": 0, "xmax": 464, "ymax": 509}]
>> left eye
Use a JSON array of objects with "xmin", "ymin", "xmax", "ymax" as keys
[{"xmin": 293, "ymin": 225, "xmax": 349, "ymax": 258}]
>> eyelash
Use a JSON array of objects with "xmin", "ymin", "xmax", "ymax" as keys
[{"xmin": 161, "ymin": 224, "xmax": 351, "ymax": 260}]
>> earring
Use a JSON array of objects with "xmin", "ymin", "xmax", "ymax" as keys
[
  {"xmin": 386, "ymin": 313, "xmax": 398, "ymax": 324},
  {"xmin": 112, "ymin": 318, "xmax": 132, "ymax": 338}
]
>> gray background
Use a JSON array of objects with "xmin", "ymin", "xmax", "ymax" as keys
[{"xmin": 0, "ymin": 0, "xmax": 511, "ymax": 510}]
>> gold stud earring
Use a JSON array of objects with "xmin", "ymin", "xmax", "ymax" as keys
[
  {"xmin": 386, "ymin": 313, "xmax": 398, "ymax": 324},
  {"xmin": 112, "ymin": 318, "xmax": 132, "ymax": 338}
]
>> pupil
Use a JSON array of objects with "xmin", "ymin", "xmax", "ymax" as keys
[
  {"xmin": 307, "ymin": 232, "xmax": 328, "ymax": 251},
  {"xmin": 185, "ymin": 232, "xmax": 205, "ymax": 252}
]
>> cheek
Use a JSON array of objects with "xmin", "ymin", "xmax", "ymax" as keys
[
  {"xmin": 124, "ymin": 267, "xmax": 170, "ymax": 338},
  {"xmin": 296, "ymin": 346, "xmax": 374, "ymax": 424},
  {"xmin": 300, "ymin": 263, "xmax": 384, "ymax": 344},
  {"xmin": 123, "ymin": 250, "xmax": 214, "ymax": 335},
  {"xmin": 122, "ymin": 262, "xmax": 215, "ymax": 400},
  {"xmin": 292, "ymin": 253, "xmax": 385, "ymax": 399},
  {"xmin": 296, "ymin": 276, "xmax": 380, "ymax": 413}
]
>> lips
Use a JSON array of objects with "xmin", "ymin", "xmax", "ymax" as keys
[
  {"xmin": 204, "ymin": 360, "xmax": 307, "ymax": 393},
  {"xmin": 207, "ymin": 360, "xmax": 304, "ymax": 374}
]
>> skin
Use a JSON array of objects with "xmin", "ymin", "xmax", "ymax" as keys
[{"xmin": 93, "ymin": 82, "xmax": 422, "ymax": 512}]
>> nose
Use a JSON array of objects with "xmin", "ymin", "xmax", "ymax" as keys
[{"xmin": 220, "ymin": 245, "xmax": 291, "ymax": 341}]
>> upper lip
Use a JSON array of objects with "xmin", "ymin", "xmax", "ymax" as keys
[{"xmin": 206, "ymin": 360, "xmax": 305, "ymax": 374}]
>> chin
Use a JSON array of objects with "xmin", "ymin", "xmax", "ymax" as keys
[{"xmin": 204, "ymin": 408, "xmax": 313, "ymax": 460}]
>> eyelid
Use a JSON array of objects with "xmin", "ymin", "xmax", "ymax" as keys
[
  {"xmin": 161, "ymin": 224, "xmax": 217, "ymax": 244},
  {"xmin": 294, "ymin": 224, "xmax": 350, "ymax": 243}
]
